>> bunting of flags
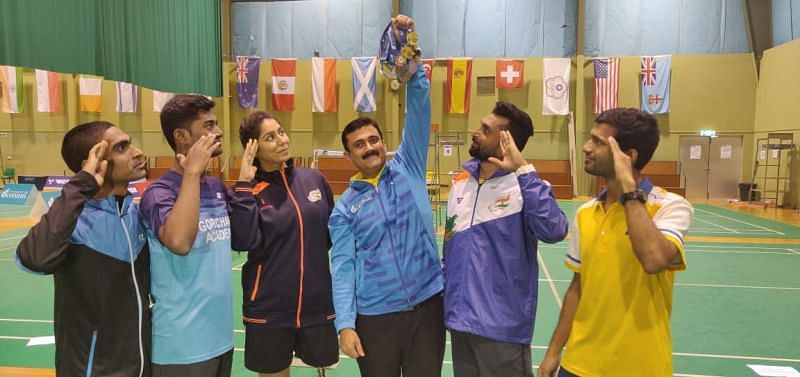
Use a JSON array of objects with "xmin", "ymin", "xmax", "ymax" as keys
[{"xmin": 0, "ymin": 56, "xmax": 676, "ymax": 117}]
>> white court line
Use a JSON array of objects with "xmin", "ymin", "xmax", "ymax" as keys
[
  {"xmin": 693, "ymin": 216, "xmax": 740, "ymax": 234},
  {"xmin": 690, "ymin": 229, "xmax": 774, "ymax": 233},
  {"xmin": 694, "ymin": 207, "xmax": 784, "ymax": 235},
  {"xmin": 0, "ymin": 235, "xmax": 24, "ymax": 243},
  {"xmin": 531, "ymin": 279, "xmax": 800, "ymax": 291},
  {"xmin": 673, "ymin": 351, "xmax": 800, "ymax": 363},
  {"xmin": 2, "ymin": 331, "xmax": 797, "ymax": 364},
  {"xmin": 0, "ymin": 258, "xmax": 14, "ymax": 261},
  {"xmin": 0, "ymin": 318, "xmax": 53, "ymax": 323},
  {"xmin": 540, "ymin": 244, "xmax": 799, "ymax": 256},
  {"xmin": 676, "ymin": 283, "xmax": 800, "ymax": 291},
  {"xmin": 537, "ymin": 252, "xmax": 562, "ymax": 308}
]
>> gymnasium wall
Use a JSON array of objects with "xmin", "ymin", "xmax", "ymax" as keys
[
  {"xmin": 0, "ymin": 53, "xmax": 757, "ymax": 198},
  {"xmin": 753, "ymin": 39, "xmax": 800, "ymax": 208}
]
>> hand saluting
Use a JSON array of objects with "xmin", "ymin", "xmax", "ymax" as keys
[
  {"xmin": 607, "ymin": 136, "xmax": 637, "ymax": 193},
  {"xmin": 488, "ymin": 130, "xmax": 528, "ymax": 172},
  {"xmin": 238, "ymin": 139, "xmax": 258, "ymax": 182},
  {"xmin": 82, "ymin": 140, "xmax": 108, "ymax": 187},
  {"xmin": 177, "ymin": 135, "xmax": 221, "ymax": 177}
]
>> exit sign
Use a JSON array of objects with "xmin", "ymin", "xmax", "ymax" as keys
[{"xmin": 700, "ymin": 129, "xmax": 716, "ymax": 137}]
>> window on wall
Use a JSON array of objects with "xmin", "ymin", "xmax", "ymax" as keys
[
  {"xmin": 232, "ymin": 0, "xmax": 392, "ymax": 59},
  {"xmin": 773, "ymin": 0, "xmax": 800, "ymax": 46},
  {"xmin": 584, "ymin": 0, "xmax": 750, "ymax": 56},
  {"xmin": 402, "ymin": 0, "xmax": 577, "ymax": 58}
]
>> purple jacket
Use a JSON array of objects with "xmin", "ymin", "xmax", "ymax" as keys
[{"xmin": 443, "ymin": 160, "xmax": 568, "ymax": 344}]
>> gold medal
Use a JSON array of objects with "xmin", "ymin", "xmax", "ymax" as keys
[
  {"xmin": 401, "ymin": 45, "xmax": 415, "ymax": 59},
  {"xmin": 406, "ymin": 31, "xmax": 419, "ymax": 46},
  {"xmin": 396, "ymin": 55, "xmax": 406, "ymax": 67}
]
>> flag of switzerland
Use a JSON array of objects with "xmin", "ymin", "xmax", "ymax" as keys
[{"xmin": 496, "ymin": 60, "xmax": 524, "ymax": 89}]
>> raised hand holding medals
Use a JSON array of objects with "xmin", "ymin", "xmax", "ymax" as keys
[{"xmin": 379, "ymin": 15, "xmax": 421, "ymax": 86}]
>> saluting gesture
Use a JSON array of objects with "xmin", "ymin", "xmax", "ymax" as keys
[
  {"xmin": 607, "ymin": 136, "xmax": 637, "ymax": 192},
  {"xmin": 82, "ymin": 140, "xmax": 109, "ymax": 187},
  {"xmin": 177, "ymin": 135, "xmax": 221, "ymax": 176},
  {"xmin": 488, "ymin": 130, "xmax": 529, "ymax": 172},
  {"xmin": 238, "ymin": 138, "xmax": 258, "ymax": 182}
]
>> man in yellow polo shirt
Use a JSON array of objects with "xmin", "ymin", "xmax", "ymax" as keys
[{"xmin": 537, "ymin": 108, "xmax": 693, "ymax": 377}]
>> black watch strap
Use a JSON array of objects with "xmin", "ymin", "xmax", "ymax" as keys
[{"xmin": 620, "ymin": 189, "xmax": 647, "ymax": 204}]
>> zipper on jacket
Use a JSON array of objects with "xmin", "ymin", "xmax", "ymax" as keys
[
  {"xmin": 250, "ymin": 263, "xmax": 263, "ymax": 302},
  {"xmin": 117, "ymin": 199, "xmax": 144, "ymax": 377},
  {"xmin": 85, "ymin": 330, "xmax": 97, "ymax": 377},
  {"xmin": 280, "ymin": 169, "xmax": 306, "ymax": 328},
  {"xmin": 469, "ymin": 182, "xmax": 484, "ymax": 227},
  {"xmin": 373, "ymin": 185, "xmax": 412, "ymax": 307}
]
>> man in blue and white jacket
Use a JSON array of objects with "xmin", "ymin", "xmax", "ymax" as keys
[
  {"xmin": 444, "ymin": 102, "xmax": 568, "ymax": 377},
  {"xmin": 329, "ymin": 20, "xmax": 445, "ymax": 376}
]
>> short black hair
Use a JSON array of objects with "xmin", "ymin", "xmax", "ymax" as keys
[
  {"xmin": 595, "ymin": 107, "xmax": 660, "ymax": 170},
  {"xmin": 61, "ymin": 121, "xmax": 114, "ymax": 173},
  {"xmin": 341, "ymin": 117, "xmax": 384, "ymax": 152},
  {"xmin": 492, "ymin": 102, "xmax": 534, "ymax": 151},
  {"xmin": 160, "ymin": 95, "xmax": 215, "ymax": 151}
]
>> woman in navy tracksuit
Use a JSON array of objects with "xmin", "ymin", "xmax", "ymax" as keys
[{"xmin": 228, "ymin": 111, "xmax": 338, "ymax": 377}]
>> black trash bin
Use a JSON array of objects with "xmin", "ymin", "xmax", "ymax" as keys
[{"xmin": 738, "ymin": 183, "xmax": 758, "ymax": 201}]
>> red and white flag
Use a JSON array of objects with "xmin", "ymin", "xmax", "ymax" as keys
[
  {"xmin": 496, "ymin": 60, "xmax": 524, "ymax": 89},
  {"xmin": 421, "ymin": 59, "xmax": 434, "ymax": 82},
  {"xmin": 593, "ymin": 58, "xmax": 619, "ymax": 114},
  {"xmin": 312, "ymin": 57, "xmax": 337, "ymax": 112},
  {"xmin": 271, "ymin": 59, "xmax": 296, "ymax": 111},
  {"xmin": 35, "ymin": 70, "xmax": 61, "ymax": 112}
]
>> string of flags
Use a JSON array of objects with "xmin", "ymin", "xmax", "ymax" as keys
[
  {"xmin": 0, "ymin": 66, "xmax": 176, "ymax": 114},
  {"xmin": 0, "ymin": 55, "xmax": 671, "ymax": 115}
]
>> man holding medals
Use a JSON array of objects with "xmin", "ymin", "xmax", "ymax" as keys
[{"xmin": 329, "ymin": 15, "xmax": 446, "ymax": 377}]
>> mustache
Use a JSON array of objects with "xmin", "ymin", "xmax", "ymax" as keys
[{"xmin": 362, "ymin": 150, "xmax": 379, "ymax": 159}]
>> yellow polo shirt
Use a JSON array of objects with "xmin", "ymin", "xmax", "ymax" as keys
[
  {"xmin": 352, "ymin": 166, "xmax": 385, "ymax": 188},
  {"xmin": 561, "ymin": 183, "xmax": 693, "ymax": 377}
]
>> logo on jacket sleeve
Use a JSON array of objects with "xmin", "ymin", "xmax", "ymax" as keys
[
  {"xmin": 308, "ymin": 189, "xmax": 322, "ymax": 202},
  {"xmin": 488, "ymin": 194, "xmax": 511, "ymax": 212}
]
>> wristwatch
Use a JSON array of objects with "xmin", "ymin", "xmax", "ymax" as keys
[{"xmin": 620, "ymin": 189, "xmax": 647, "ymax": 205}]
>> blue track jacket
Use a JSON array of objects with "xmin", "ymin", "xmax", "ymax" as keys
[{"xmin": 329, "ymin": 65, "xmax": 443, "ymax": 332}]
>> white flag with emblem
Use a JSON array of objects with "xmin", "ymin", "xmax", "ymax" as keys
[
  {"xmin": 542, "ymin": 58, "xmax": 571, "ymax": 115},
  {"xmin": 351, "ymin": 57, "xmax": 377, "ymax": 112}
]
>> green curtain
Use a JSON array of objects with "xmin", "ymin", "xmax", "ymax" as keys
[{"xmin": 0, "ymin": 0, "xmax": 222, "ymax": 96}]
